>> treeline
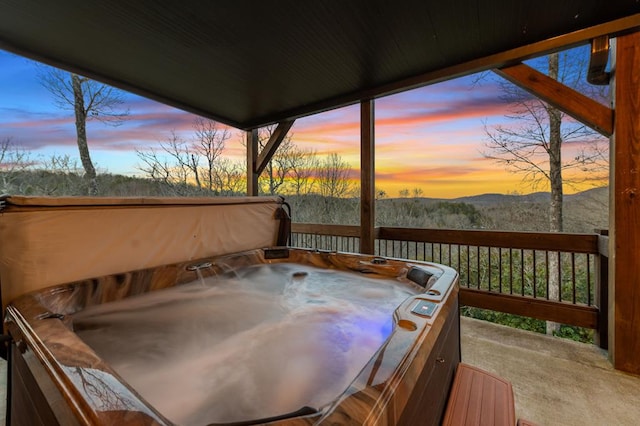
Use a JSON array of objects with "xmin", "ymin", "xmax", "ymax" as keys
[
  {"xmin": 0, "ymin": 169, "xmax": 607, "ymax": 235},
  {"xmin": 133, "ymin": 122, "xmax": 355, "ymax": 199},
  {"xmin": 2, "ymin": 118, "xmax": 608, "ymax": 234},
  {"xmin": 288, "ymin": 191, "xmax": 607, "ymax": 234}
]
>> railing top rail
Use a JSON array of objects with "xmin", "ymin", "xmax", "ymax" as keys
[
  {"xmin": 292, "ymin": 223, "xmax": 600, "ymax": 254},
  {"xmin": 377, "ymin": 227, "xmax": 599, "ymax": 253},
  {"xmin": 292, "ymin": 223, "xmax": 361, "ymax": 238}
]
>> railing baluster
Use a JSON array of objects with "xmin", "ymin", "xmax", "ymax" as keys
[
  {"xmin": 487, "ymin": 247, "xmax": 491, "ymax": 291},
  {"xmin": 572, "ymin": 252, "xmax": 577, "ymax": 304},
  {"xmin": 558, "ymin": 251, "xmax": 563, "ymax": 302},
  {"xmin": 476, "ymin": 246, "xmax": 480, "ymax": 290},
  {"xmin": 545, "ymin": 250, "xmax": 550, "ymax": 299},
  {"xmin": 521, "ymin": 249, "xmax": 525, "ymax": 296},
  {"xmin": 533, "ymin": 250, "xmax": 537, "ymax": 298},
  {"xmin": 467, "ymin": 245, "xmax": 470, "ymax": 287},
  {"xmin": 587, "ymin": 254, "xmax": 592, "ymax": 306},
  {"xmin": 499, "ymin": 247, "xmax": 503, "ymax": 293},
  {"xmin": 509, "ymin": 248, "xmax": 513, "ymax": 294}
]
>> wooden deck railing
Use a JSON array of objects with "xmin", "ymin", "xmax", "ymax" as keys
[{"xmin": 291, "ymin": 223, "xmax": 609, "ymax": 346}]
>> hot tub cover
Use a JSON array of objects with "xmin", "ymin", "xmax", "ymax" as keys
[{"xmin": 0, "ymin": 196, "xmax": 286, "ymax": 307}]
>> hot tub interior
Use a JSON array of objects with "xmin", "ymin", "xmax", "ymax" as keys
[{"xmin": 72, "ymin": 259, "xmax": 423, "ymax": 425}]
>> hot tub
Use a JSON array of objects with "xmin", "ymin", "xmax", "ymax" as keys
[{"xmin": 0, "ymin": 197, "xmax": 459, "ymax": 426}]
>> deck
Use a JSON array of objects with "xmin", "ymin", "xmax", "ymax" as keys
[
  {"xmin": 461, "ymin": 317, "xmax": 640, "ymax": 426},
  {"xmin": 0, "ymin": 317, "xmax": 638, "ymax": 425}
]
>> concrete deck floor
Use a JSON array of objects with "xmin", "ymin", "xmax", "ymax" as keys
[
  {"xmin": 0, "ymin": 318, "xmax": 638, "ymax": 425},
  {"xmin": 461, "ymin": 317, "xmax": 640, "ymax": 426}
]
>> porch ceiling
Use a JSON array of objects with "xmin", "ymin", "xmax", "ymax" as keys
[{"xmin": 0, "ymin": 1, "xmax": 638, "ymax": 130}]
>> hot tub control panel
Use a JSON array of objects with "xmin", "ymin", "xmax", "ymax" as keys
[{"xmin": 411, "ymin": 300, "xmax": 438, "ymax": 317}]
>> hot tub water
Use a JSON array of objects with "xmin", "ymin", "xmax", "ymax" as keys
[{"xmin": 73, "ymin": 263, "xmax": 421, "ymax": 425}]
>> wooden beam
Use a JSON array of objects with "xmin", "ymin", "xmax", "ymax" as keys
[
  {"xmin": 256, "ymin": 120, "xmax": 295, "ymax": 175},
  {"xmin": 610, "ymin": 31, "xmax": 640, "ymax": 375},
  {"xmin": 246, "ymin": 129, "xmax": 259, "ymax": 196},
  {"xmin": 360, "ymin": 99, "xmax": 375, "ymax": 254},
  {"xmin": 460, "ymin": 288, "xmax": 598, "ymax": 329},
  {"xmin": 495, "ymin": 63, "xmax": 613, "ymax": 137}
]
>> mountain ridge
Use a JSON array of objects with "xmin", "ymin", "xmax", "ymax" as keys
[{"xmin": 382, "ymin": 186, "xmax": 608, "ymax": 206}]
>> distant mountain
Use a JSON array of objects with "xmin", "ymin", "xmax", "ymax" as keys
[
  {"xmin": 384, "ymin": 187, "xmax": 608, "ymax": 207},
  {"xmin": 564, "ymin": 186, "xmax": 608, "ymax": 203},
  {"xmin": 452, "ymin": 192, "xmax": 550, "ymax": 205}
]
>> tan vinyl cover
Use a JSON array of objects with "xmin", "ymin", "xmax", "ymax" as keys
[{"xmin": 0, "ymin": 196, "xmax": 284, "ymax": 307}]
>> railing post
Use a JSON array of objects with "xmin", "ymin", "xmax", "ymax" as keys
[
  {"xmin": 596, "ymin": 230, "xmax": 609, "ymax": 350},
  {"xmin": 360, "ymin": 99, "xmax": 375, "ymax": 254},
  {"xmin": 246, "ymin": 129, "xmax": 259, "ymax": 196}
]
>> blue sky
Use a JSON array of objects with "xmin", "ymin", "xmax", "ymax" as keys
[{"xmin": 0, "ymin": 45, "xmax": 607, "ymax": 197}]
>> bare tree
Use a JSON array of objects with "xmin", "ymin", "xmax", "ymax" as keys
[
  {"xmin": 288, "ymin": 146, "xmax": 319, "ymax": 195},
  {"xmin": 0, "ymin": 138, "xmax": 89, "ymax": 196},
  {"xmin": 136, "ymin": 119, "xmax": 238, "ymax": 195},
  {"xmin": 243, "ymin": 125, "xmax": 320, "ymax": 195},
  {"xmin": 40, "ymin": 69, "xmax": 129, "ymax": 195},
  {"xmin": 484, "ymin": 51, "xmax": 608, "ymax": 334},
  {"xmin": 485, "ymin": 52, "xmax": 607, "ymax": 232},
  {"xmin": 192, "ymin": 118, "xmax": 230, "ymax": 191},
  {"xmin": 136, "ymin": 132, "xmax": 191, "ymax": 193},
  {"xmin": 212, "ymin": 158, "xmax": 246, "ymax": 195},
  {"xmin": 33, "ymin": 154, "xmax": 84, "ymax": 195},
  {"xmin": 317, "ymin": 153, "xmax": 353, "ymax": 198},
  {"xmin": 0, "ymin": 137, "xmax": 31, "ymax": 193}
]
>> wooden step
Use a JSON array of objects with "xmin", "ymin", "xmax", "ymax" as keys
[{"xmin": 442, "ymin": 362, "xmax": 516, "ymax": 426}]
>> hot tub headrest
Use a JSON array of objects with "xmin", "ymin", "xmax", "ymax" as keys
[{"xmin": 0, "ymin": 196, "xmax": 287, "ymax": 308}]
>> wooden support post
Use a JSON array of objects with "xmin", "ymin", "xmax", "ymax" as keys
[
  {"xmin": 246, "ymin": 129, "xmax": 259, "ymax": 196},
  {"xmin": 610, "ymin": 31, "xmax": 640, "ymax": 374},
  {"xmin": 360, "ymin": 99, "xmax": 375, "ymax": 254}
]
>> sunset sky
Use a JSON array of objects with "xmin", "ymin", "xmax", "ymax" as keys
[{"xmin": 0, "ymin": 45, "xmax": 608, "ymax": 198}]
